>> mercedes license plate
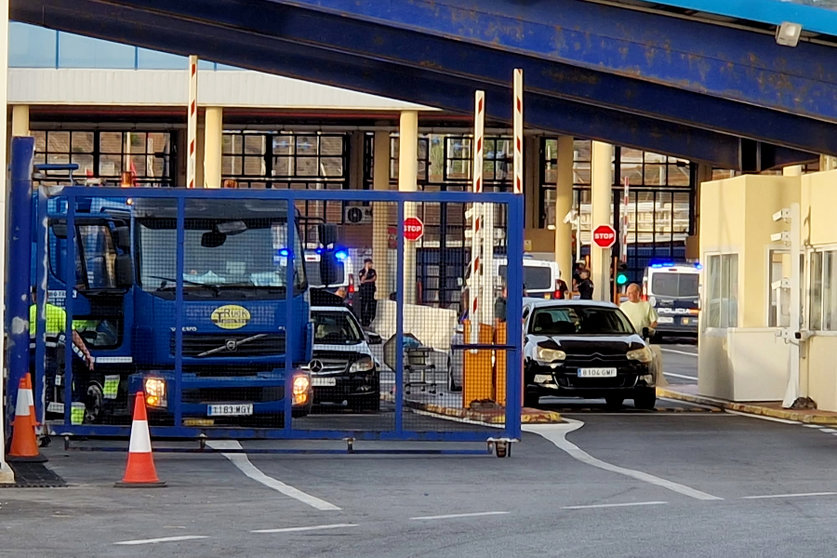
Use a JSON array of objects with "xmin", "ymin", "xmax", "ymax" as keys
[
  {"xmin": 577, "ymin": 367, "xmax": 617, "ymax": 378},
  {"xmin": 207, "ymin": 403, "xmax": 253, "ymax": 417},
  {"xmin": 312, "ymin": 377, "xmax": 337, "ymax": 387}
]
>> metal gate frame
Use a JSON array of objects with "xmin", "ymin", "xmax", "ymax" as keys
[{"xmin": 19, "ymin": 184, "xmax": 523, "ymax": 448}]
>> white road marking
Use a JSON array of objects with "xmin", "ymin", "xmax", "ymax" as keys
[
  {"xmin": 252, "ymin": 523, "xmax": 358, "ymax": 534},
  {"xmin": 662, "ymin": 372, "xmax": 698, "ymax": 381},
  {"xmin": 563, "ymin": 501, "xmax": 667, "ymax": 510},
  {"xmin": 524, "ymin": 421, "xmax": 722, "ymax": 501},
  {"xmin": 724, "ymin": 410, "xmax": 800, "ymax": 425},
  {"xmin": 743, "ymin": 492, "xmax": 837, "ymax": 500},
  {"xmin": 114, "ymin": 535, "xmax": 208, "ymax": 545},
  {"xmin": 207, "ymin": 440, "xmax": 340, "ymax": 511},
  {"xmin": 659, "ymin": 348, "xmax": 698, "ymax": 357},
  {"xmin": 410, "ymin": 511, "xmax": 509, "ymax": 521},
  {"xmin": 819, "ymin": 428, "xmax": 837, "ymax": 433},
  {"xmin": 803, "ymin": 424, "xmax": 824, "ymax": 428}
]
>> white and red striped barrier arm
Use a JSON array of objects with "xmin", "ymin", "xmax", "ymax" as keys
[
  {"xmin": 469, "ymin": 91, "xmax": 485, "ymax": 342},
  {"xmin": 187, "ymin": 55, "xmax": 198, "ymax": 189},
  {"xmin": 513, "ymin": 68, "xmax": 524, "ymax": 196}
]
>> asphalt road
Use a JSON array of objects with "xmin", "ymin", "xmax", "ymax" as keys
[{"xmin": 3, "ymin": 343, "xmax": 836, "ymax": 557}]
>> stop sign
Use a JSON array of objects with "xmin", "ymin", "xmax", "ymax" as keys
[
  {"xmin": 592, "ymin": 224, "xmax": 616, "ymax": 248},
  {"xmin": 403, "ymin": 216, "xmax": 424, "ymax": 242}
]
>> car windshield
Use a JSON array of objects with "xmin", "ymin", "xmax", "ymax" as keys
[
  {"xmin": 312, "ymin": 311, "xmax": 364, "ymax": 344},
  {"xmin": 651, "ymin": 272, "xmax": 699, "ymax": 298},
  {"xmin": 529, "ymin": 305, "xmax": 635, "ymax": 335}
]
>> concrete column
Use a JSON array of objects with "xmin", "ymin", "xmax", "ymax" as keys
[
  {"xmin": 554, "ymin": 136, "xmax": 574, "ymax": 282},
  {"xmin": 11, "ymin": 105, "xmax": 29, "ymax": 137},
  {"xmin": 821, "ymin": 155, "xmax": 837, "ymax": 171},
  {"xmin": 590, "ymin": 141, "xmax": 613, "ymax": 302},
  {"xmin": 0, "ymin": 0, "xmax": 16, "ymax": 484},
  {"xmin": 782, "ymin": 165, "xmax": 803, "ymax": 177},
  {"xmin": 203, "ymin": 107, "xmax": 223, "ymax": 188},
  {"xmin": 372, "ymin": 130, "xmax": 392, "ymax": 298},
  {"xmin": 399, "ymin": 111, "xmax": 419, "ymax": 305},
  {"xmin": 523, "ymin": 136, "xmax": 539, "ymax": 229}
]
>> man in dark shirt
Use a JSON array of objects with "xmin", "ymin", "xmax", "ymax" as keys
[
  {"xmin": 577, "ymin": 269, "xmax": 594, "ymax": 300},
  {"xmin": 358, "ymin": 258, "xmax": 377, "ymax": 327}
]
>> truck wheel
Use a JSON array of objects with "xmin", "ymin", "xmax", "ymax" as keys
[{"xmin": 84, "ymin": 381, "xmax": 105, "ymax": 424}]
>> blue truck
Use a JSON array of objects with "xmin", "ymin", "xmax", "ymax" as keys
[{"xmin": 35, "ymin": 191, "xmax": 334, "ymax": 427}]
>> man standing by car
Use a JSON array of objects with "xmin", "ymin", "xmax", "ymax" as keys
[
  {"xmin": 620, "ymin": 283, "xmax": 658, "ymax": 337},
  {"xmin": 358, "ymin": 258, "xmax": 377, "ymax": 327}
]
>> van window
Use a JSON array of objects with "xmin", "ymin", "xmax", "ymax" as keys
[
  {"xmin": 499, "ymin": 265, "xmax": 552, "ymax": 291},
  {"xmin": 651, "ymin": 272, "xmax": 699, "ymax": 298}
]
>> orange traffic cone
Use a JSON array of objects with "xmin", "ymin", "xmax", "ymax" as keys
[
  {"xmin": 115, "ymin": 392, "xmax": 166, "ymax": 488},
  {"xmin": 7, "ymin": 374, "xmax": 47, "ymax": 462}
]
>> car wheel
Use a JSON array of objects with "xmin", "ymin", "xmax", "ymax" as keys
[
  {"xmin": 604, "ymin": 395, "xmax": 624, "ymax": 410},
  {"xmin": 634, "ymin": 389, "xmax": 657, "ymax": 410},
  {"xmin": 523, "ymin": 392, "xmax": 539, "ymax": 408},
  {"xmin": 350, "ymin": 395, "xmax": 380, "ymax": 413}
]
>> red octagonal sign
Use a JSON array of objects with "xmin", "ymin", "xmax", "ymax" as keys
[
  {"xmin": 403, "ymin": 216, "xmax": 424, "ymax": 242},
  {"xmin": 592, "ymin": 224, "xmax": 616, "ymax": 249}
]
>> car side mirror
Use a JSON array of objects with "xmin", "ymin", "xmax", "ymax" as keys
[{"xmin": 366, "ymin": 332, "xmax": 382, "ymax": 345}]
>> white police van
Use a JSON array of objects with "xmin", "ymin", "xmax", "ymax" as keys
[
  {"xmin": 641, "ymin": 261, "xmax": 700, "ymax": 338},
  {"xmin": 496, "ymin": 255, "xmax": 564, "ymax": 299}
]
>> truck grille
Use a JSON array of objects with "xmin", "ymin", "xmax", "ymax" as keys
[{"xmin": 171, "ymin": 333, "xmax": 285, "ymax": 357}]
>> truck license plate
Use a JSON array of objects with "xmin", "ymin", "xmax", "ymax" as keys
[
  {"xmin": 207, "ymin": 403, "xmax": 253, "ymax": 417},
  {"xmin": 577, "ymin": 368, "xmax": 617, "ymax": 378}
]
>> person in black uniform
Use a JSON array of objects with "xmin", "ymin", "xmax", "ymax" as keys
[
  {"xmin": 358, "ymin": 258, "xmax": 377, "ymax": 327},
  {"xmin": 577, "ymin": 269, "xmax": 594, "ymax": 300}
]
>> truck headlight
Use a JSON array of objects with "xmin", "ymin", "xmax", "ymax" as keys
[
  {"xmin": 292, "ymin": 374, "xmax": 310, "ymax": 406},
  {"xmin": 536, "ymin": 347, "xmax": 566, "ymax": 362},
  {"xmin": 627, "ymin": 347, "xmax": 653, "ymax": 364},
  {"xmin": 350, "ymin": 355, "xmax": 375, "ymax": 373},
  {"xmin": 144, "ymin": 377, "xmax": 167, "ymax": 408}
]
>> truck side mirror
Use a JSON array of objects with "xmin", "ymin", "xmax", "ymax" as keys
[
  {"xmin": 318, "ymin": 223, "xmax": 338, "ymax": 247},
  {"xmin": 114, "ymin": 226, "xmax": 131, "ymax": 252},
  {"xmin": 115, "ymin": 254, "xmax": 133, "ymax": 287},
  {"xmin": 318, "ymin": 250, "xmax": 340, "ymax": 287}
]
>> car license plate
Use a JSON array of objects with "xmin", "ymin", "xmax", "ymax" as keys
[
  {"xmin": 577, "ymin": 368, "xmax": 617, "ymax": 378},
  {"xmin": 207, "ymin": 403, "xmax": 253, "ymax": 417},
  {"xmin": 657, "ymin": 316, "xmax": 674, "ymax": 324},
  {"xmin": 311, "ymin": 377, "xmax": 337, "ymax": 387}
]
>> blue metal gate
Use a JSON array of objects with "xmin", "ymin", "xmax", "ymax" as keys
[{"xmin": 12, "ymin": 161, "xmax": 523, "ymax": 453}]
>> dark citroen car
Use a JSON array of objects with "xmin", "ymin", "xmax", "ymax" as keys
[{"xmin": 522, "ymin": 299, "xmax": 659, "ymax": 410}]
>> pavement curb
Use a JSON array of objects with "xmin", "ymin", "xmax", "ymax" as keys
[
  {"xmin": 657, "ymin": 387, "xmax": 837, "ymax": 425},
  {"xmin": 382, "ymin": 394, "xmax": 562, "ymax": 424}
]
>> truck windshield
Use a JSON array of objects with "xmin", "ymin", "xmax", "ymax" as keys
[
  {"xmin": 137, "ymin": 217, "xmax": 306, "ymax": 293},
  {"xmin": 651, "ymin": 272, "xmax": 699, "ymax": 298}
]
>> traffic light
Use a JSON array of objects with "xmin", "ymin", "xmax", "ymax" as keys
[{"xmin": 616, "ymin": 263, "xmax": 629, "ymax": 286}]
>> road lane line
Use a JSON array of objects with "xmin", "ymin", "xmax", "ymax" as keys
[
  {"xmin": 662, "ymin": 372, "xmax": 698, "ymax": 381},
  {"xmin": 819, "ymin": 428, "xmax": 837, "ymax": 433},
  {"xmin": 115, "ymin": 535, "xmax": 208, "ymax": 545},
  {"xmin": 207, "ymin": 440, "xmax": 341, "ymax": 511},
  {"xmin": 252, "ymin": 523, "xmax": 358, "ymax": 534},
  {"xmin": 524, "ymin": 422, "xmax": 723, "ymax": 501},
  {"xmin": 563, "ymin": 501, "xmax": 667, "ymax": 510},
  {"xmin": 410, "ymin": 511, "xmax": 510, "ymax": 521},
  {"xmin": 724, "ymin": 410, "xmax": 800, "ymax": 424},
  {"xmin": 660, "ymin": 348, "xmax": 698, "ymax": 357},
  {"xmin": 743, "ymin": 492, "xmax": 837, "ymax": 500}
]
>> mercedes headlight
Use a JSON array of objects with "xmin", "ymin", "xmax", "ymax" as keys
[
  {"xmin": 292, "ymin": 374, "xmax": 310, "ymax": 406},
  {"xmin": 536, "ymin": 347, "xmax": 566, "ymax": 362},
  {"xmin": 627, "ymin": 347, "xmax": 653, "ymax": 364},
  {"xmin": 350, "ymin": 355, "xmax": 375, "ymax": 373}
]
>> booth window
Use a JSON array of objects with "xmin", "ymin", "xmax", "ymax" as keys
[
  {"xmin": 705, "ymin": 253, "xmax": 738, "ymax": 328},
  {"xmin": 810, "ymin": 250, "xmax": 837, "ymax": 331}
]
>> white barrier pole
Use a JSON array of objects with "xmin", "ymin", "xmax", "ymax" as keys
[
  {"xmin": 0, "ymin": 0, "xmax": 16, "ymax": 483},
  {"xmin": 513, "ymin": 69, "xmax": 524, "ymax": 196},
  {"xmin": 468, "ymin": 91, "xmax": 485, "ymax": 343},
  {"xmin": 186, "ymin": 55, "xmax": 198, "ymax": 189}
]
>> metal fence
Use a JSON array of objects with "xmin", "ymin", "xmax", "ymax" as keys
[{"xmin": 12, "ymin": 173, "xmax": 523, "ymax": 452}]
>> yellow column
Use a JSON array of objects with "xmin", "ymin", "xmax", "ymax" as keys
[
  {"xmin": 554, "ymin": 136, "xmax": 574, "ymax": 284},
  {"xmin": 11, "ymin": 105, "xmax": 29, "ymax": 137},
  {"xmin": 782, "ymin": 165, "xmax": 803, "ymax": 177},
  {"xmin": 203, "ymin": 107, "xmax": 223, "ymax": 189},
  {"xmin": 590, "ymin": 141, "xmax": 613, "ymax": 302},
  {"xmin": 372, "ymin": 129, "xmax": 392, "ymax": 298},
  {"xmin": 399, "ymin": 111, "xmax": 418, "ymax": 305}
]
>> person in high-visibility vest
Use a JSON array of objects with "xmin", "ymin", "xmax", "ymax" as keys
[{"xmin": 29, "ymin": 290, "xmax": 95, "ymax": 370}]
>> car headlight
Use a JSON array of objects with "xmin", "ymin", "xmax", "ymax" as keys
[
  {"xmin": 350, "ymin": 355, "xmax": 375, "ymax": 373},
  {"xmin": 292, "ymin": 374, "xmax": 310, "ymax": 406},
  {"xmin": 144, "ymin": 377, "xmax": 167, "ymax": 408},
  {"xmin": 536, "ymin": 347, "xmax": 566, "ymax": 362},
  {"xmin": 627, "ymin": 347, "xmax": 653, "ymax": 364}
]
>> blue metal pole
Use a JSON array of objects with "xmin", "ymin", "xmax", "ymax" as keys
[
  {"xmin": 284, "ymin": 198, "xmax": 295, "ymax": 434},
  {"xmin": 505, "ymin": 195, "xmax": 524, "ymax": 440},
  {"xmin": 7, "ymin": 136, "xmax": 35, "ymax": 420},
  {"xmin": 174, "ymin": 196, "xmax": 185, "ymax": 427},
  {"xmin": 395, "ymin": 200, "xmax": 405, "ymax": 434}
]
